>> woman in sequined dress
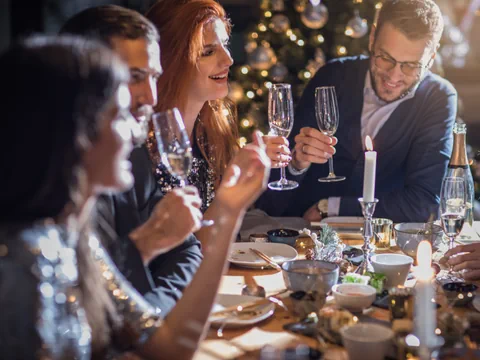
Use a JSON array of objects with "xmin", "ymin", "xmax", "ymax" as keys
[
  {"xmin": 145, "ymin": 0, "xmax": 292, "ymax": 218},
  {"xmin": 0, "ymin": 35, "xmax": 270, "ymax": 360}
]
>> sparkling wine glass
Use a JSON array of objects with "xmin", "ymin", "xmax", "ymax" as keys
[
  {"xmin": 315, "ymin": 86, "xmax": 345, "ymax": 182},
  {"xmin": 439, "ymin": 176, "xmax": 466, "ymax": 280},
  {"xmin": 152, "ymin": 108, "xmax": 213, "ymax": 226},
  {"xmin": 267, "ymin": 83, "xmax": 299, "ymax": 191}
]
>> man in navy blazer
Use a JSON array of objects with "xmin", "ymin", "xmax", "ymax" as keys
[
  {"xmin": 257, "ymin": 0, "xmax": 457, "ymax": 223},
  {"xmin": 61, "ymin": 6, "xmax": 204, "ymax": 316}
]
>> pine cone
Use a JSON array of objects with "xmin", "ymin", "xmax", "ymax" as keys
[{"xmin": 305, "ymin": 248, "xmax": 315, "ymax": 260}]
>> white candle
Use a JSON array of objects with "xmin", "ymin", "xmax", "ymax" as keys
[
  {"xmin": 363, "ymin": 136, "xmax": 376, "ymax": 202},
  {"xmin": 414, "ymin": 241, "xmax": 436, "ymax": 350}
]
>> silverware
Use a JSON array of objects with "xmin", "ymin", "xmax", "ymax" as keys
[
  {"xmin": 249, "ymin": 248, "xmax": 282, "ymax": 271},
  {"xmin": 242, "ymin": 275, "xmax": 266, "ymax": 297}
]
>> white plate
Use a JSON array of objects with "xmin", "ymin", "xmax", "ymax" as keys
[
  {"xmin": 209, "ymin": 294, "xmax": 275, "ymax": 328},
  {"xmin": 228, "ymin": 242, "xmax": 297, "ymax": 269}
]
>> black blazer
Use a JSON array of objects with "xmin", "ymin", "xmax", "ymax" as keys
[
  {"xmin": 257, "ymin": 56, "xmax": 457, "ymax": 222},
  {"xmin": 99, "ymin": 146, "xmax": 202, "ymax": 317}
]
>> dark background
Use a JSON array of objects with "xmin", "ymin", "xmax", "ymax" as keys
[{"xmin": 1, "ymin": 0, "xmax": 479, "ymax": 147}]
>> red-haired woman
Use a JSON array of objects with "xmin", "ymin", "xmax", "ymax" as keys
[{"xmin": 145, "ymin": 0, "xmax": 290, "ymax": 216}]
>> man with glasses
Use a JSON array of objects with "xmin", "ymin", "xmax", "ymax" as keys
[{"xmin": 257, "ymin": 0, "xmax": 457, "ymax": 223}]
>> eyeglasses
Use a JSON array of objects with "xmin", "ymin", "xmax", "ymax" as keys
[{"xmin": 371, "ymin": 51, "xmax": 430, "ymax": 77}]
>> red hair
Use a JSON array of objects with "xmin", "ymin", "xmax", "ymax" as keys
[{"xmin": 146, "ymin": 0, "xmax": 239, "ymax": 184}]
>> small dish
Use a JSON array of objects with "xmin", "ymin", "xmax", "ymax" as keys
[
  {"xmin": 267, "ymin": 228, "xmax": 299, "ymax": 247},
  {"xmin": 340, "ymin": 323, "xmax": 394, "ymax": 360},
  {"xmin": 442, "ymin": 282, "xmax": 478, "ymax": 307},
  {"xmin": 332, "ymin": 283, "xmax": 377, "ymax": 312},
  {"xmin": 371, "ymin": 253, "xmax": 413, "ymax": 288}
]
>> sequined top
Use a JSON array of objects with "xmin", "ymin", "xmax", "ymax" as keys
[
  {"xmin": 146, "ymin": 121, "xmax": 216, "ymax": 213},
  {"xmin": 0, "ymin": 222, "xmax": 163, "ymax": 359}
]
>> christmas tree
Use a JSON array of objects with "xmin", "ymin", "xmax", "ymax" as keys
[{"xmin": 228, "ymin": 0, "xmax": 381, "ymax": 145}]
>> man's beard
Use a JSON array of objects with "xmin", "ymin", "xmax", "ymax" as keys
[
  {"xmin": 132, "ymin": 119, "xmax": 149, "ymax": 147},
  {"xmin": 131, "ymin": 106, "xmax": 153, "ymax": 147},
  {"xmin": 370, "ymin": 67, "xmax": 423, "ymax": 103}
]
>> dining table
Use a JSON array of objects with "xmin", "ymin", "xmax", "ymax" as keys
[{"xmin": 194, "ymin": 221, "xmax": 480, "ymax": 360}]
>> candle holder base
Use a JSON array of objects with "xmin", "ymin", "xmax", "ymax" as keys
[{"xmin": 355, "ymin": 198, "xmax": 378, "ymax": 275}]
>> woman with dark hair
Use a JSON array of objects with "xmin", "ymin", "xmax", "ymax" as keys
[{"xmin": 0, "ymin": 35, "xmax": 270, "ymax": 360}]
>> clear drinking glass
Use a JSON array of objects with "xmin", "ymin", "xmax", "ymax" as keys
[
  {"xmin": 315, "ymin": 86, "xmax": 345, "ymax": 182},
  {"xmin": 267, "ymin": 83, "xmax": 299, "ymax": 191},
  {"xmin": 152, "ymin": 108, "xmax": 213, "ymax": 226},
  {"xmin": 438, "ymin": 176, "xmax": 466, "ymax": 280},
  {"xmin": 440, "ymin": 177, "xmax": 466, "ymax": 251}
]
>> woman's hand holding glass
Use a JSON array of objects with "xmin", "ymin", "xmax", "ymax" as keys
[
  {"xmin": 152, "ymin": 108, "xmax": 213, "ymax": 227},
  {"xmin": 263, "ymin": 135, "xmax": 291, "ymax": 168},
  {"xmin": 267, "ymin": 83, "xmax": 298, "ymax": 191}
]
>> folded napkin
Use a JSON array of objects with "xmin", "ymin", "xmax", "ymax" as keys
[
  {"xmin": 230, "ymin": 327, "xmax": 300, "ymax": 352},
  {"xmin": 194, "ymin": 328, "xmax": 301, "ymax": 360}
]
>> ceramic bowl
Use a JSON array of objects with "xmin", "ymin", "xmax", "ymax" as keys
[
  {"xmin": 394, "ymin": 222, "xmax": 444, "ymax": 258},
  {"xmin": 340, "ymin": 323, "xmax": 394, "ymax": 360},
  {"xmin": 282, "ymin": 259, "xmax": 339, "ymax": 294},
  {"xmin": 442, "ymin": 282, "xmax": 478, "ymax": 307},
  {"xmin": 267, "ymin": 228, "xmax": 299, "ymax": 247},
  {"xmin": 332, "ymin": 283, "xmax": 377, "ymax": 312},
  {"xmin": 371, "ymin": 253, "xmax": 413, "ymax": 288}
]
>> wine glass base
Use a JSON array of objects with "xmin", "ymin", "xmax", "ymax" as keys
[
  {"xmin": 318, "ymin": 176, "xmax": 346, "ymax": 183},
  {"xmin": 268, "ymin": 180, "xmax": 299, "ymax": 191}
]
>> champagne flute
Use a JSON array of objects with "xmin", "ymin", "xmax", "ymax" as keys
[
  {"xmin": 439, "ymin": 176, "xmax": 466, "ymax": 280},
  {"xmin": 152, "ymin": 108, "xmax": 213, "ymax": 227},
  {"xmin": 315, "ymin": 86, "xmax": 345, "ymax": 182},
  {"xmin": 267, "ymin": 83, "xmax": 299, "ymax": 191}
]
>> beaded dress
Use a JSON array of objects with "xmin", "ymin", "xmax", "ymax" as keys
[
  {"xmin": 146, "ymin": 120, "xmax": 216, "ymax": 213},
  {"xmin": 0, "ymin": 221, "xmax": 162, "ymax": 359}
]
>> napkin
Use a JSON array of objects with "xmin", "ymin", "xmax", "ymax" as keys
[
  {"xmin": 194, "ymin": 340, "xmax": 244, "ymax": 360},
  {"xmin": 230, "ymin": 327, "xmax": 300, "ymax": 351}
]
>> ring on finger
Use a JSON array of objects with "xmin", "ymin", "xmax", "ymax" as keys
[{"xmin": 302, "ymin": 145, "xmax": 307, "ymax": 154}]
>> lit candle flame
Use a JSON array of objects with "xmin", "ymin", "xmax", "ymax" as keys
[
  {"xmin": 416, "ymin": 240, "xmax": 433, "ymax": 280},
  {"xmin": 365, "ymin": 136, "xmax": 373, "ymax": 151}
]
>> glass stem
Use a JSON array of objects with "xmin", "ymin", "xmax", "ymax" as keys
[
  {"xmin": 280, "ymin": 166, "xmax": 287, "ymax": 184},
  {"xmin": 179, "ymin": 178, "xmax": 187, "ymax": 188},
  {"xmin": 328, "ymin": 157, "xmax": 335, "ymax": 177}
]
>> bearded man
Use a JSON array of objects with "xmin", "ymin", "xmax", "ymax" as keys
[{"xmin": 256, "ymin": 0, "xmax": 457, "ymax": 223}]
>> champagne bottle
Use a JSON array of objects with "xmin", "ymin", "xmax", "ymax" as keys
[{"xmin": 447, "ymin": 122, "xmax": 474, "ymax": 225}]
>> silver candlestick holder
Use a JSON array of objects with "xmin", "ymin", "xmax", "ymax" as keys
[{"xmin": 355, "ymin": 197, "xmax": 378, "ymax": 275}]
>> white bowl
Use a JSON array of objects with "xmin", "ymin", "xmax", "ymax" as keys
[
  {"xmin": 332, "ymin": 283, "xmax": 376, "ymax": 312},
  {"xmin": 371, "ymin": 253, "xmax": 413, "ymax": 288},
  {"xmin": 340, "ymin": 323, "xmax": 394, "ymax": 360}
]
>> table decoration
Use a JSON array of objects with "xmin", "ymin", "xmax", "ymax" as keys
[
  {"xmin": 414, "ymin": 240, "xmax": 443, "ymax": 359},
  {"xmin": 355, "ymin": 197, "xmax": 379, "ymax": 274},
  {"xmin": 363, "ymin": 136, "xmax": 377, "ymax": 202}
]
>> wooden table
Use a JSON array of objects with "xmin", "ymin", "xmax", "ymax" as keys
[{"xmin": 196, "ymin": 241, "xmax": 479, "ymax": 360}]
